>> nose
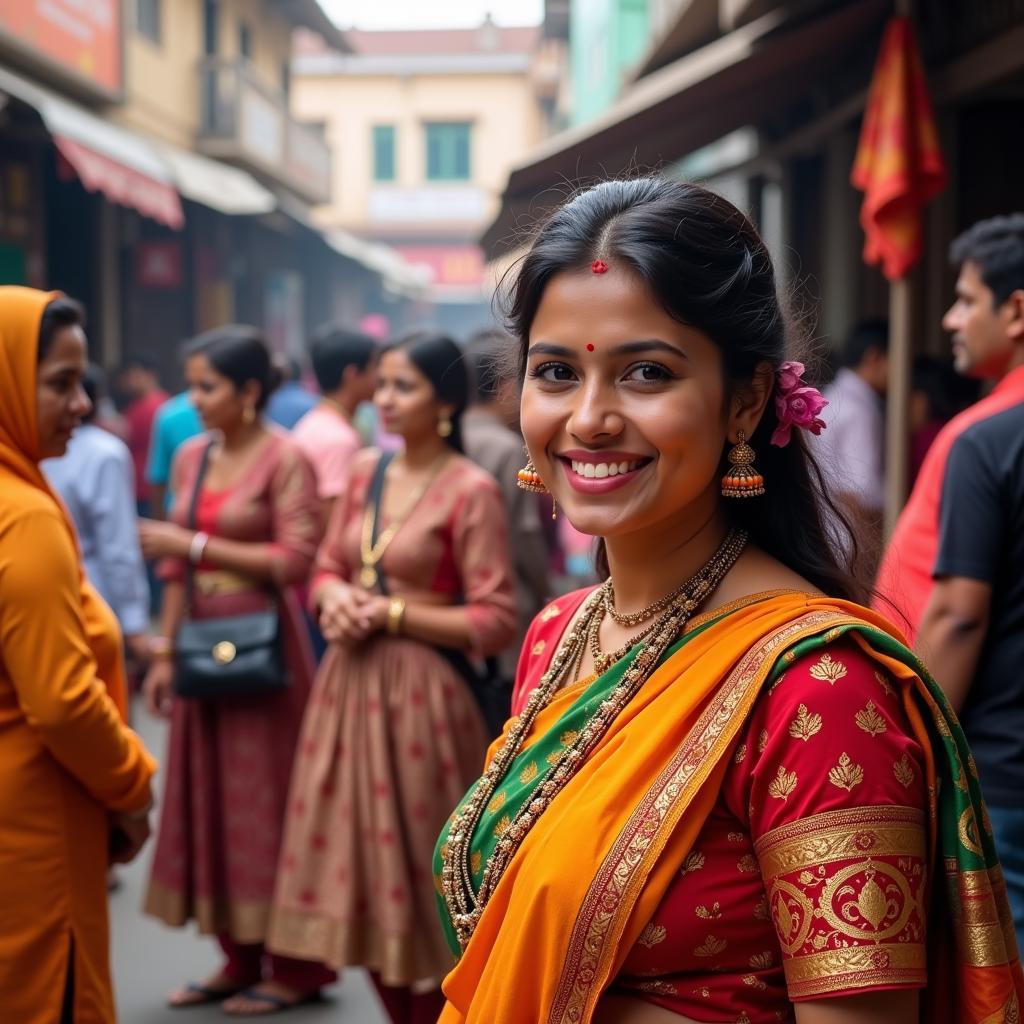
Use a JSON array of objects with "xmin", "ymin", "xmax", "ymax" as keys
[
  {"xmin": 943, "ymin": 302, "xmax": 961, "ymax": 332},
  {"xmin": 71, "ymin": 382, "xmax": 92, "ymax": 419},
  {"xmin": 565, "ymin": 377, "xmax": 623, "ymax": 443}
]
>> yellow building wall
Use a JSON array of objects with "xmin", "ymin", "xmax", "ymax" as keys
[
  {"xmin": 117, "ymin": 0, "xmax": 295, "ymax": 149},
  {"xmin": 293, "ymin": 71, "xmax": 543, "ymax": 231}
]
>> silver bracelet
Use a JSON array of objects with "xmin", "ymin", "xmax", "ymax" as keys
[{"xmin": 189, "ymin": 531, "xmax": 210, "ymax": 565}]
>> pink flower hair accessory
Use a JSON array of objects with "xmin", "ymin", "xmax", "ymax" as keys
[{"xmin": 770, "ymin": 360, "xmax": 828, "ymax": 448}]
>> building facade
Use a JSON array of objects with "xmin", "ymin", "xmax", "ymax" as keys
[
  {"xmin": 293, "ymin": 17, "xmax": 548, "ymax": 336},
  {"xmin": 0, "ymin": 0, "xmax": 409, "ymax": 378}
]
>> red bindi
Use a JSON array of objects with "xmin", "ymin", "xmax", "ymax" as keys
[
  {"xmin": 586, "ymin": 343, "xmax": 595, "ymax": 352},
  {"xmin": 591, "ymin": 259, "xmax": 608, "ymax": 274}
]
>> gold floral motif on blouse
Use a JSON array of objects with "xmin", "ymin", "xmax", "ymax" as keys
[
  {"xmin": 758, "ymin": 729, "xmax": 769, "ymax": 753},
  {"xmin": 768, "ymin": 766, "xmax": 798, "ymax": 802},
  {"xmin": 734, "ymin": 743, "xmax": 748, "ymax": 764},
  {"xmin": 539, "ymin": 604, "xmax": 562, "ymax": 622},
  {"xmin": 694, "ymin": 934, "xmax": 727, "ymax": 958},
  {"xmin": 531, "ymin": 641, "xmax": 546, "ymax": 656},
  {"xmin": 854, "ymin": 700, "xmax": 887, "ymax": 737},
  {"xmin": 893, "ymin": 754, "xmax": 916, "ymax": 789},
  {"xmin": 874, "ymin": 670, "xmax": 895, "ymax": 696},
  {"xmin": 809, "ymin": 653, "xmax": 847, "ymax": 684},
  {"xmin": 828, "ymin": 753, "xmax": 864, "ymax": 792},
  {"xmin": 519, "ymin": 762, "xmax": 538, "ymax": 784},
  {"xmin": 682, "ymin": 850, "xmax": 706, "ymax": 874},
  {"xmin": 637, "ymin": 922, "xmax": 667, "ymax": 948},
  {"xmin": 695, "ymin": 901, "xmax": 722, "ymax": 919},
  {"xmin": 788, "ymin": 704, "xmax": 822, "ymax": 742},
  {"xmin": 487, "ymin": 792, "xmax": 506, "ymax": 815}
]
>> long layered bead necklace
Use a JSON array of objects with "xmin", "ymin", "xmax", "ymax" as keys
[{"xmin": 440, "ymin": 527, "xmax": 748, "ymax": 951}]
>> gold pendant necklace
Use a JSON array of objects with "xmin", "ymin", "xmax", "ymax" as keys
[
  {"xmin": 359, "ymin": 452, "xmax": 449, "ymax": 589},
  {"xmin": 440, "ymin": 527, "xmax": 748, "ymax": 950}
]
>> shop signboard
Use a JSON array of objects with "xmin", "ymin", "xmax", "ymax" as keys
[{"xmin": 0, "ymin": 0, "xmax": 122, "ymax": 97}]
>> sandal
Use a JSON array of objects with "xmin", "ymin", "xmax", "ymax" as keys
[
  {"xmin": 168, "ymin": 980, "xmax": 246, "ymax": 1008},
  {"xmin": 222, "ymin": 986, "xmax": 320, "ymax": 1016}
]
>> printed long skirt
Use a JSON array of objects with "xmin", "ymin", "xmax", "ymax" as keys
[
  {"xmin": 145, "ymin": 590, "xmax": 314, "ymax": 943},
  {"xmin": 267, "ymin": 635, "xmax": 489, "ymax": 986}
]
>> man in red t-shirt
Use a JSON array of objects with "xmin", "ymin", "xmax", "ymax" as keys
[
  {"xmin": 119, "ymin": 355, "xmax": 168, "ymax": 510},
  {"xmin": 875, "ymin": 215, "xmax": 1024, "ymax": 643}
]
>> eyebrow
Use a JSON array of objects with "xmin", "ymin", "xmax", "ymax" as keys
[{"xmin": 528, "ymin": 339, "xmax": 687, "ymax": 359}]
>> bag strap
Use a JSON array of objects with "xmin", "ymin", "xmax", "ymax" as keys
[
  {"xmin": 367, "ymin": 451, "xmax": 396, "ymax": 597},
  {"xmin": 184, "ymin": 441, "xmax": 215, "ymax": 611}
]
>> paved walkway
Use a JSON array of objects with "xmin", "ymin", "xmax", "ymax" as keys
[{"xmin": 110, "ymin": 713, "xmax": 387, "ymax": 1023}]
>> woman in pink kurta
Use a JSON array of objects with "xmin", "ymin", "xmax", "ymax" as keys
[
  {"xmin": 138, "ymin": 326, "xmax": 334, "ymax": 1014},
  {"xmin": 267, "ymin": 332, "xmax": 517, "ymax": 1021}
]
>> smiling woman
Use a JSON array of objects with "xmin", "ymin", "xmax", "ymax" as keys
[{"xmin": 433, "ymin": 180, "xmax": 1024, "ymax": 1024}]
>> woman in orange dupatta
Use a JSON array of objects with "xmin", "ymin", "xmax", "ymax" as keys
[
  {"xmin": 0, "ymin": 287, "xmax": 156, "ymax": 1023},
  {"xmin": 434, "ymin": 180, "xmax": 1024, "ymax": 1024}
]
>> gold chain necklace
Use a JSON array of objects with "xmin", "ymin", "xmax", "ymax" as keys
[
  {"xmin": 440, "ymin": 528, "xmax": 748, "ymax": 950},
  {"xmin": 359, "ymin": 453, "xmax": 448, "ymax": 589}
]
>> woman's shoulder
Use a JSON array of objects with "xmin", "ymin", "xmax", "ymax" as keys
[
  {"xmin": 446, "ymin": 453, "xmax": 504, "ymax": 495},
  {"xmin": 174, "ymin": 432, "xmax": 212, "ymax": 465}
]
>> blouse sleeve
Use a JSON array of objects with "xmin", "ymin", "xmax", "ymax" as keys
[
  {"xmin": 0, "ymin": 510, "xmax": 155, "ymax": 811},
  {"xmin": 736, "ymin": 636, "xmax": 928, "ymax": 1001},
  {"xmin": 451, "ymin": 476, "xmax": 518, "ymax": 658},
  {"xmin": 311, "ymin": 453, "xmax": 366, "ymax": 593},
  {"xmin": 156, "ymin": 442, "xmax": 192, "ymax": 584},
  {"xmin": 267, "ymin": 444, "xmax": 321, "ymax": 587}
]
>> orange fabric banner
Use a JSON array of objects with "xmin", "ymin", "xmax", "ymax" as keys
[{"xmin": 851, "ymin": 16, "xmax": 947, "ymax": 281}]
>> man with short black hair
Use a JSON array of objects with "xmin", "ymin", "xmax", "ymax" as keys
[
  {"xmin": 462, "ymin": 330, "xmax": 549, "ymax": 678},
  {"xmin": 266, "ymin": 354, "xmax": 317, "ymax": 429},
  {"xmin": 292, "ymin": 324, "xmax": 377, "ymax": 520},
  {"xmin": 909, "ymin": 215, "xmax": 1024, "ymax": 942}
]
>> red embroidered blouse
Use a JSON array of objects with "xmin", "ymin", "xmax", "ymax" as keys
[{"xmin": 513, "ymin": 595, "xmax": 928, "ymax": 1023}]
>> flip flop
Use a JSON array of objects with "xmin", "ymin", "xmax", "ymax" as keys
[
  {"xmin": 222, "ymin": 987, "xmax": 320, "ymax": 1016},
  {"xmin": 168, "ymin": 982, "xmax": 246, "ymax": 1008}
]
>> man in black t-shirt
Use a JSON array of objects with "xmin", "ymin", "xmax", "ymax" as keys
[{"xmin": 918, "ymin": 213, "xmax": 1024, "ymax": 947}]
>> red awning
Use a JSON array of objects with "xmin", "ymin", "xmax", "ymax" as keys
[{"xmin": 54, "ymin": 136, "xmax": 184, "ymax": 230}]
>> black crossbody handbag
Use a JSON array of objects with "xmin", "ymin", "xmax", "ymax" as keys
[
  {"xmin": 367, "ymin": 453, "xmax": 511, "ymax": 736},
  {"xmin": 173, "ymin": 442, "xmax": 288, "ymax": 699}
]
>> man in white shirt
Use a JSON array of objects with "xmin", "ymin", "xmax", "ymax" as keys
[{"xmin": 814, "ymin": 321, "xmax": 889, "ymax": 572}]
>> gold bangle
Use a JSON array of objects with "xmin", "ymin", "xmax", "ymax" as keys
[{"xmin": 386, "ymin": 597, "xmax": 407, "ymax": 636}]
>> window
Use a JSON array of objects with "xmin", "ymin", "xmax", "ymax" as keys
[
  {"xmin": 136, "ymin": 0, "xmax": 161, "ymax": 44},
  {"xmin": 425, "ymin": 122, "xmax": 471, "ymax": 181},
  {"xmin": 373, "ymin": 125, "xmax": 396, "ymax": 182},
  {"xmin": 239, "ymin": 22, "xmax": 252, "ymax": 61}
]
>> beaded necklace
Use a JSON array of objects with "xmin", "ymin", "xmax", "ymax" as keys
[{"xmin": 439, "ymin": 528, "xmax": 748, "ymax": 950}]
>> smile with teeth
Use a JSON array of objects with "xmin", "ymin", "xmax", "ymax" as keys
[{"xmin": 569, "ymin": 458, "xmax": 646, "ymax": 479}]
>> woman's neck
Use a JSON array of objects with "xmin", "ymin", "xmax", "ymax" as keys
[
  {"xmin": 399, "ymin": 433, "xmax": 450, "ymax": 469},
  {"xmin": 219, "ymin": 421, "xmax": 265, "ymax": 452},
  {"xmin": 603, "ymin": 494, "xmax": 731, "ymax": 615}
]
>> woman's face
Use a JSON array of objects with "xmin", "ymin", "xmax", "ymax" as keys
[
  {"xmin": 37, "ymin": 324, "xmax": 91, "ymax": 459},
  {"xmin": 521, "ymin": 267, "xmax": 751, "ymax": 541},
  {"xmin": 186, "ymin": 353, "xmax": 257, "ymax": 433},
  {"xmin": 374, "ymin": 348, "xmax": 451, "ymax": 443}
]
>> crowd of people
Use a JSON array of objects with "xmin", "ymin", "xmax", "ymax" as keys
[{"xmin": 1, "ymin": 184, "xmax": 1023, "ymax": 1024}]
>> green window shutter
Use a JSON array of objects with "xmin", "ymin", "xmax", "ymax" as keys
[
  {"xmin": 373, "ymin": 125, "xmax": 396, "ymax": 182},
  {"xmin": 425, "ymin": 123, "xmax": 471, "ymax": 181}
]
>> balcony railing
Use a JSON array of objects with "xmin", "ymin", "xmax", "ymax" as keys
[{"xmin": 198, "ymin": 57, "xmax": 330, "ymax": 205}]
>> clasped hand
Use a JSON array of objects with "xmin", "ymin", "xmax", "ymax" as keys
[
  {"xmin": 318, "ymin": 582, "xmax": 389, "ymax": 644},
  {"xmin": 138, "ymin": 518, "xmax": 191, "ymax": 560}
]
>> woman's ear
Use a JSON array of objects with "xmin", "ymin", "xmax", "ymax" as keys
[
  {"xmin": 242, "ymin": 379, "xmax": 263, "ymax": 411},
  {"xmin": 727, "ymin": 361, "xmax": 774, "ymax": 442}
]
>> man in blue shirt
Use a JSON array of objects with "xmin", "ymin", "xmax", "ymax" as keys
[
  {"xmin": 266, "ymin": 355, "xmax": 317, "ymax": 429},
  {"xmin": 44, "ymin": 365, "xmax": 151, "ymax": 663},
  {"xmin": 146, "ymin": 390, "xmax": 203, "ymax": 518}
]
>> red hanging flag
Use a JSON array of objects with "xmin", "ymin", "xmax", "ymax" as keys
[{"xmin": 851, "ymin": 16, "xmax": 947, "ymax": 281}]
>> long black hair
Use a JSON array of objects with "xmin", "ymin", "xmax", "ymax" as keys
[
  {"xmin": 383, "ymin": 331, "xmax": 470, "ymax": 454},
  {"xmin": 505, "ymin": 177, "xmax": 865, "ymax": 603},
  {"xmin": 184, "ymin": 325, "xmax": 280, "ymax": 411}
]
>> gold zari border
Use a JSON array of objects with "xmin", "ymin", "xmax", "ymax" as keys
[
  {"xmin": 784, "ymin": 944, "xmax": 925, "ymax": 999},
  {"xmin": 755, "ymin": 804, "xmax": 926, "ymax": 879}
]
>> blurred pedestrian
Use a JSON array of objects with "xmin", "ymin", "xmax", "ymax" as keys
[
  {"xmin": 462, "ymin": 329, "xmax": 549, "ymax": 679},
  {"xmin": 813, "ymin": 319, "xmax": 888, "ymax": 572},
  {"xmin": 137, "ymin": 327, "xmax": 333, "ymax": 1012},
  {"xmin": 266, "ymin": 332, "xmax": 516, "ymax": 1021},
  {"xmin": 876, "ymin": 214, "xmax": 1024, "ymax": 642},
  {"xmin": 0, "ymin": 287, "xmax": 156, "ymax": 1023},
  {"xmin": 119, "ymin": 353, "xmax": 168, "ymax": 513},
  {"xmin": 44, "ymin": 363, "xmax": 152, "ymax": 670},
  {"xmin": 145, "ymin": 370, "xmax": 203, "ymax": 519},
  {"xmin": 292, "ymin": 324, "xmax": 378, "ymax": 524},
  {"xmin": 914, "ymin": 214, "xmax": 1024, "ymax": 945},
  {"xmin": 266, "ymin": 354, "xmax": 317, "ymax": 429}
]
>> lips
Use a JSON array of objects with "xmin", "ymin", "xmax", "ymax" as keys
[
  {"xmin": 556, "ymin": 451, "xmax": 653, "ymax": 494},
  {"xmin": 568, "ymin": 457, "xmax": 646, "ymax": 480}
]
